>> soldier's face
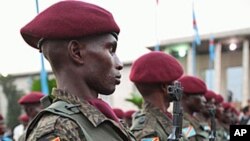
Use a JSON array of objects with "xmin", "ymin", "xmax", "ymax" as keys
[
  {"xmin": 82, "ymin": 34, "xmax": 123, "ymax": 95},
  {"xmin": 189, "ymin": 95, "xmax": 206, "ymax": 112},
  {"xmin": 23, "ymin": 103, "xmax": 42, "ymax": 119},
  {"xmin": 215, "ymin": 104, "xmax": 224, "ymax": 119}
]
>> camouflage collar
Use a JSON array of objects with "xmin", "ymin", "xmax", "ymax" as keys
[
  {"xmin": 51, "ymin": 88, "xmax": 114, "ymax": 127},
  {"xmin": 142, "ymin": 102, "xmax": 173, "ymax": 134}
]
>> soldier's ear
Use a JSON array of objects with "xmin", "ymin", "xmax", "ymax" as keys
[
  {"xmin": 68, "ymin": 40, "xmax": 85, "ymax": 64},
  {"xmin": 161, "ymin": 83, "xmax": 168, "ymax": 95}
]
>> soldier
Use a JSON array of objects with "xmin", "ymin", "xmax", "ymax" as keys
[
  {"xmin": 195, "ymin": 90, "xmax": 216, "ymax": 128},
  {"xmin": 18, "ymin": 91, "xmax": 44, "ymax": 119},
  {"xmin": 214, "ymin": 94, "xmax": 230, "ymax": 141},
  {"xmin": 129, "ymin": 51, "xmax": 184, "ymax": 141},
  {"xmin": 20, "ymin": 1, "xmax": 136, "ymax": 141},
  {"xmin": 0, "ymin": 114, "xmax": 12, "ymax": 141},
  {"xmin": 17, "ymin": 91, "xmax": 44, "ymax": 141},
  {"xmin": 178, "ymin": 75, "xmax": 209, "ymax": 141},
  {"xmin": 13, "ymin": 114, "xmax": 29, "ymax": 141}
]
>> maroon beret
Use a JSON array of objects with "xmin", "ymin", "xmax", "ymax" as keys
[
  {"xmin": 130, "ymin": 51, "xmax": 183, "ymax": 83},
  {"xmin": 222, "ymin": 102, "xmax": 231, "ymax": 110},
  {"xmin": 124, "ymin": 110, "xmax": 136, "ymax": 119},
  {"xmin": 18, "ymin": 114, "xmax": 29, "ymax": 123},
  {"xmin": 231, "ymin": 107, "xmax": 240, "ymax": 116},
  {"xmin": 204, "ymin": 90, "xmax": 217, "ymax": 101},
  {"xmin": 113, "ymin": 108, "xmax": 124, "ymax": 119},
  {"xmin": 178, "ymin": 75, "xmax": 207, "ymax": 95},
  {"xmin": 20, "ymin": 0, "xmax": 120, "ymax": 49},
  {"xmin": 18, "ymin": 91, "xmax": 44, "ymax": 105},
  {"xmin": 215, "ymin": 94, "xmax": 224, "ymax": 104}
]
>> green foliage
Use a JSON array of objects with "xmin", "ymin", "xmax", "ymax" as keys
[
  {"xmin": 0, "ymin": 75, "xmax": 23, "ymax": 129},
  {"xmin": 31, "ymin": 78, "xmax": 57, "ymax": 94},
  {"xmin": 125, "ymin": 92, "xmax": 143, "ymax": 109}
]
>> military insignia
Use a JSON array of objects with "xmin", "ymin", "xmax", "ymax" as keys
[
  {"xmin": 51, "ymin": 137, "xmax": 60, "ymax": 141},
  {"xmin": 203, "ymin": 125, "xmax": 211, "ymax": 131},
  {"xmin": 141, "ymin": 137, "xmax": 160, "ymax": 141},
  {"xmin": 182, "ymin": 125, "xmax": 196, "ymax": 138}
]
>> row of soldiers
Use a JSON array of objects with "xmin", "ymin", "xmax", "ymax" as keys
[
  {"xmin": 10, "ymin": 0, "xmax": 241, "ymax": 140},
  {"xmin": 124, "ymin": 51, "xmax": 234, "ymax": 141},
  {"xmin": 9, "ymin": 51, "xmax": 234, "ymax": 141}
]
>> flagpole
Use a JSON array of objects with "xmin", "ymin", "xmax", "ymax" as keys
[
  {"xmin": 191, "ymin": 40, "xmax": 196, "ymax": 75},
  {"xmin": 208, "ymin": 35, "xmax": 215, "ymax": 89},
  {"xmin": 35, "ymin": 0, "xmax": 49, "ymax": 95},
  {"xmin": 154, "ymin": 0, "xmax": 160, "ymax": 51},
  {"xmin": 191, "ymin": 1, "xmax": 201, "ymax": 75}
]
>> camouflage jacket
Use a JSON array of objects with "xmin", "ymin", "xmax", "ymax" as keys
[
  {"xmin": 25, "ymin": 88, "xmax": 136, "ymax": 141},
  {"xmin": 216, "ymin": 121, "xmax": 230, "ymax": 141},
  {"xmin": 182, "ymin": 113, "xmax": 209, "ymax": 141},
  {"xmin": 130, "ymin": 102, "xmax": 173, "ymax": 141}
]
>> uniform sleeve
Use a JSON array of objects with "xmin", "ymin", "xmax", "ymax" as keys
[
  {"xmin": 131, "ymin": 116, "xmax": 161, "ymax": 141},
  {"xmin": 27, "ymin": 114, "xmax": 86, "ymax": 141}
]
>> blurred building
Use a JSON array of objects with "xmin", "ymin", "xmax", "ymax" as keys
[
  {"xmin": 0, "ymin": 28, "xmax": 249, "ymax": 117},
  {"xmin": 146, "ymin": 27, "xmax": 250, "ymax": 108}
]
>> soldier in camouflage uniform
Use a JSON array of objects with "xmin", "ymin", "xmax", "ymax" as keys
[
  {"xmin": 215, "ymin": 95, "xmax": 230, "ymax": 141},
  {"xmin": 20, "ymin": 1, "xmax": 136, "ymax": 141},
  {"xmin": 17, "ymin": 92, "xmax": 44, "ymax": 141},
  {"xmin": 178, "ymin": 75, "xmax": 209, "ymax": 141},
  {"xmin": 0, "ymin": 114, "xmax": 12, "ymax": 141},
  {"xmin": 18, "ymin": 92, "xmax": 44, "ymax": 120},
  {"xmin": 129, "ymin": 51, "xmax": 184, "ymax": 141}
]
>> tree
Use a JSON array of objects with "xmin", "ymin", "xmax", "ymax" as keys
[
  {"xmin": 125, "ymin": 92, "xmax": 143, "ymax": 109},
  {"xmin": 0, "ymin": 74, "xmax": 23, "ymax": 129},
  {"xmin": 31, "ymin": 78, "xmax": 57, "ymax": 94}
]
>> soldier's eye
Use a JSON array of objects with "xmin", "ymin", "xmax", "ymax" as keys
[{"xmin": 107, "ymin": 42, "xmax": 117, "ymax": 55}]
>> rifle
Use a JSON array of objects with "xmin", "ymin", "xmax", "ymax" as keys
[
  {"xmin": 167, "ymin": 81, "xmax": 183, "ymax": 141},
  {"xmin": 208, "ymin": 108, "xmax": 216, "ymax": 141}
]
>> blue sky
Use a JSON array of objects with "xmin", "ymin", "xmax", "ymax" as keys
[{"xmin": 1, "ymin": 0, "xmax": 250, "ymax": 75}]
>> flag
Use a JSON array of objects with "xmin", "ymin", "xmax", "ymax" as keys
[
  {"xmin": 209, "ymin": 35, "xmax": 215, "ymax": 61},
  {"xmin": 141, "ymin": 137, "xmax": 160, "ymax": 141},
  {"xmin": 182, "ymin": 125, "xmax": 196, "ymax": 138},
  {"xmin": 192, "ymin": 2, "xmax": 201, "ymax": 46},
  {"xmin": 35, "ymin": 0, "xmax": 49, "ymax": 95},
  {"xmin": 51, "ymin": 137, "xmax": 61, "ymax": 141}
]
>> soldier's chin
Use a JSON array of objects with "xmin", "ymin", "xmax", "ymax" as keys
[{"xmin": 99, "ymin": 89, "xmax": 115, "ymax": 95}]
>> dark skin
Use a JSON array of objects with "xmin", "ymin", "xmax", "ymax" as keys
[
  {"xmin": 42, "ymin": 33, "xmax": 123, "ymax": 101},
  {"xmin": 135, "ymin": 83, "xmax": 171, "ymax": 113},
  {"xmin": 215, "ymin": 103, "xmax": 224, "ymax": 122},
  {"xmin": 22, "ymin": 103, "xmax": 42, "ymax": 119},
  {"xmin": 182, "ymin": 94, "xmax": 206, "ymax": 115},
  {"xmin": 201, "ymin": 99, "xmax": 216, "ymax": 119}
]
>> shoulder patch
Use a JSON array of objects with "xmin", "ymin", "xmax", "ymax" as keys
[
  {"xmin": 131, "ymin": 114, "xmax": 146, "ymax": 130},
  {"xmin": 32, "ymin": 114, "xmax": 60, "ymax": 139},
  {"xmin": 141, "ymin": 137, "xmax": 160, "ymax": 141},
  {"xmin": 51, "ymin": 137, "xmax": 61, "ymax": 141},
  {"xmin": 182, "ymin": 125, "xmax": 196, "ymax": 138},
  {"xmin": 203, "ymin": 125, "xmax": 211, "ymax": 131}
]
